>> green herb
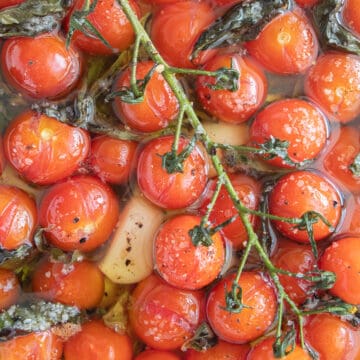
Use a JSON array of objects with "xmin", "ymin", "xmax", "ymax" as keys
[
  {"xmin": 349, "ymin": 152, "xmax": 360, "ymax": 177},
  {"xmin": 0, "ymin": 244, "xmax": 34, "ymax": 269}
]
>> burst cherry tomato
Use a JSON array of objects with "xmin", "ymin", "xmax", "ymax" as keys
[
  {"xmin": 0, "ymin": 185, "xmax": 37, "ymax": 250},
  {"xmin": 1, "ymin": 33, "xmax": 81, "ymax": 99},
  {"xmin": 206, "ymin": 272, "xmax": 277, "ymax": 344},
  {"xmin": 64, "ymin": 320, "xmax": 133, "ymax": 360},
  {"xmin": 113, "ymin": 61, "xmax": 179, "ymax": 132},
  {"xmin": 304, "ymin": 52, "xmax": 360, "ymax": 123},
  {"xmin": 39, "ymin": 175, "xmax": 119, "ymax": 252},
  {"xmin": 129, "ymin": 274, "xmax": 205, "ymax": 350},
  {"xmin": 137, "ymin": 136, "xmax": 208, "ymax": 209},
  {"xmin": 135, "ymin": 350, "xmax": 181, "ymax": 360},
  {"xmin": 249, "ymin": 98, "xmax": 327, "ymax": 168},
  {"xmin": 0, "ymin": 268, "xmax": 20, "ymax": 310},
  {"xmin": 150, "ymin": 1, "xmax": 215, "ymax": 68},
  {"xmin": 154, "ymin": 214, "xmax": 225, "ymax": 290},
  {"xmin": 245, "ymin": 9, "xmax": 318, "ymax": 74},
  {"xmin": 4, "ymin": 110, "xmax": 90, "ymax": 185},
  {"xmin": 65, "ymin": 0, "xmax": 141, "ymax": 55},
  {"xmin": 196, "ymin": 53, "xmax": 267, "ymax": 124},
  {"xmin": 268, "ymin": 171, "xmax": 342, "ymax": 243},
  {"xmin": 343, "ymin": 0, "xmax": 360, "ymax": 36},
  {"xmin": 199, "ymin": 174, "xmax": 261, "ymax": 249}
]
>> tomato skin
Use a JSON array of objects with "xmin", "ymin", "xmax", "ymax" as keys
[
  {"xmin": 135, "ymin": 350, "xmax": 181, "ymax": 360},
  {"xmin": 65, "ymin": 0, "xmax": 141, "ymax": 55},
  {"xmin": 32, "ymin": 259, "xmax": 104, "ymax": 309},
  {"xmin": 4, "ymin": 110, "xmax": 90, "ymax": 185},
  {"xmin": 64, "ymin": 320, "xmax": 133, "ymax": 360},
  {"xmin": 196, "ymin": 53, "xmax": 267, "ymax": 124},
  {"xmin": 113, "ymin": 61, "xmax": 179, "ymax": 132},
  {"xmin": 39, "ymin": 175, "xmax": 119, "ymax": 252},
  {"xmin": 129, "ymin": 274, "xmax": 204, "ymax": 350},
  {"xmin": 304, "ymin": 52, "xmax": 360, "ymax": 123},
  {"xmin": 245, "ymin": 9, "xmax": 318, "ymax": 75},
  {"xmin": 0, "ymin": 330, "xmax": 63, "ymax": 360},
  {"xmin": 199, "ymin": 174, "xmax": 261, "ymax": 249},
  {"xmin": 184, "ymin": 340, "xmax": 250, "ymax": 359},
  {"xmin": 137, "ymin": 136, "xmax": 208, "ymax": 209},
  {"xmin": 0, "ymin": 0, "xmax": 24, "ymax": 9},
  {"xmin": 154, "ymin": 214, "xmax": 225, "ymax": 290},
  {"xmin": 295, "ymin": 0, "xmax": 319, "ymax": 7},
  {"xmin": 249, "ymin": 98, "xmax": 327, "ymax": 168},
  {"xmin": 1, "ymin": 34, "xmax": 81, "ymax": 99},
  {"xmin": 0, "ymin": 185, "xmax": 37, "ymax": 250},
  {"xmin": 319, "ymin": 237, "xmax": 360, "ymax": 304},
  {"xmin": 151, "ymin": 1, "xmax": 215, "ymax": 68},
  {"xmin": 0, "ymin": 268, "xmax": 20, "ymax": 310},
  {"xmin": 89, "ymin": 135, "xmax": 137, "ymax": 185},
  {"xmin": 268, "ymin": 171, "xmax": 342, "ymax": 243},
  {"xmin": 343, "ymin": 0, "xmax": 360, "ymax": 36},
  {"xmin": 206, "ymin": 272, "xmax": 277, "ymax": 344}
]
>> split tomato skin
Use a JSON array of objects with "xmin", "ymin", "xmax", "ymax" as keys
[
  {"xmin": 39, "ymin": 175, "xmax": 119, "ymax": 252},
  {"xmin": 1, "ymin": 33, "xmax": 81, "ymax": 99},
  {"xmin": 0, "ymin": 268, "xmax": 20, "ymax": 310}
]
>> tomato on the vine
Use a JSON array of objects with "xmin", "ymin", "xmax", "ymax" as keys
[
  {"xmin": 0, "ymin": 268, "xmax": 20, "ymax": 310},
  {"xmin": 343, "ymin": 0, "xmax": 360, "ymax": 36}
]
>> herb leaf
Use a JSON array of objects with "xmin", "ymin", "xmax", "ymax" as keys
[{"xmin": 349, "ymin": 152, "xmax": 360, "ymax": 177}]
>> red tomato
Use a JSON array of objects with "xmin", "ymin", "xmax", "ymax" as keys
[
  {"xmin": 249, "ymin": 98, "xmax": 328, "ymax": 168},
  {"xmin": 113, "ymin": 61, "xmax": 179, "ymax": 132},
  {"xmin": 184, "ymin": 340, "xmax": 250, "ymax": 359},
  {"xmin": 0, "ymin": 185, "xmax": 37, "ymax": 250},
  {"xmin": 346, "ymin": 195, "xmax": 360, "ymax": 235},
  {"xmin": 39, "ymin": 175, "xmax": 119, "ymax": 252},
  {"xmin": 1, "ymin": 34, "xmax": 81, "ymax": 99},
  {"xmin": 343, "ymin": 0, "xmax": 360, "ymax": 36},
  {"xmin": 199, "ymin": 174, "xmax": 261, "ymax": 249},
  {"xmin": 0, "ymin": 330, "xmax": 63, "ymax": 360},
  {"xmin": 137, "ymin": 136, "xmax": 208, "ymax": 209},
  {"xmin": 304, "ymin": 52, "xmax": 360, "ymax": 123},
  {"xmin": 323, "ymin": 126, "xmax": 360, "ymax": 193},
  {"xmin": 0, "ymin": 268, "xmax": 20, "ymax": 310},
  {"xmin": 4, "ymin": 110, "xmax": 90, "ymax": 185},
  {"xmin": 246, "ymin": 337, "xmax": 311, "ymax": 360},
  {"xmin": 150, "ymin": 1, "xmax": 215, "ymax": 68},
  {"xmin": 89, "ymin": 135, "xmax": 137, "ymax": 185},
  {"xmin": 154, "ymin": 214, "xmax": 225, "ymax": 290},
  {"xmin": 64, "ymin": 320, "xmax": 133, "ymax": 360},
  {"xmin": 268, "ymin": 171, "xmax": 342, "ymax": 243},
  {"xmin": 196, "ymin": 53, "xmax": 267, "ymax": 124},
  {"xmin": 0, "ymin": 136, "xmax": 5, "ymax": 175},
  {"xmin": 0, "ymin": 0, "xmax": 24, "ymax": 8},
  {"xmin": 206, "ymin": 272, "xmax": 277, "ymax": 344},
  {"xmin": 32, "ymin": 258, "xmax": 104, "ymax": 309},
  {"xmin": 129, "ymin": 274, "xmax": 205, "ymax": 350},
  {"xmin": 304, "ymin": 313, "xmax": 360, "ymax": 360},
  {"xmin": 65, "ymin": 0, "xmax": 141, "ymax": 55},
  {"xmin": 245, "ymin": 9, "xmax": 318, "ymax": 74},
  {"xmin": 271, "ymin": 238, "xmax": 316, "ymax": 305},
  {"xmin": 135, "ymin": 350, "xmax": 181, "ymax": 360},
  {"xmin": 295, "ymin": 0, "xmax": 319, "ymax": 6},
  {"xmin": 320, "ymin": 236, "xmax": 360, "ymax": 304}
]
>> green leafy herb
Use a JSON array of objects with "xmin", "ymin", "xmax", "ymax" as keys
[
  {"xmin": 181, "ymin": 322, "xmax": 218, "ymax": 352},
  {"xmin": 349, "ymin": 152, "xmax": 360, "ymax": 177},
  {"xmin": 0, "ymin": 244, "xmax": 34, "ymax": 269}
]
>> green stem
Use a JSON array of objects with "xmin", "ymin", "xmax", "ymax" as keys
[
  {"xmin": 172, "ymin": 106, "xmax": 185, "ymax": 153},
  {"xmin": 130, "ymin": 34, "xmax": 142, "ymax": 97}
]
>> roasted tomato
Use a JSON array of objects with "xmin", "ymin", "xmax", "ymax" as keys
[{"xmin": 0, "ymin": 268, "xmax": 20, "ymax": 310}]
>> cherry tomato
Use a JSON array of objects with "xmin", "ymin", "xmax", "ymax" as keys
[
  {"xmin": 323, "ymin": 126, "xmax": 360, "ymax": 193},
  {"xmin": 154, "ymin": 214, "xmax": 225, "ymax": 290},
  {"xmin": 89, "ymin": 135, "xmax": 137, "ymax": 185},
  {"xmin": 113, "ymin": 61, "xmax": 179, "ymax": 132},
  {"xmin": 0, "ymin": 136, "xmax": 5, "ymax": 175},
  {"xmin": 64, "ymin": 320, "xmax": 133, "ymax": 360},
  {"xmin": 245, "ymin": 9, "xmax": 318, "ymax": 75},
  {"xmin": 184, "ymin": 340, "xmax": 250, "ymax": 360},
  {"xmin": 206, "ymin": 272, "xmax": 277, "ymax": 344},
  {"xmin": 129, "ymin": 274, "xmax": 205, "ymax": 350},
  {"xmin": 0, "ymin": 330, "xmax": 63, "ymax": 360},
  {"xmin": 0, "ymin": 268, "xmax": 20, "ymax": 310},
  {"xmin": 304, "ymin": 313, "xmax": 360, "ymax": 360},
  {"xmin": 0, "ymin": 0, "xmax": 24, "ymax": 9},
  {"xmin": 249, "ymin": 98, "xmax": 327, "ymax": 168},
  {"xmin": 343, "ymin": 0, "xmax": 360, "ymax": 36},
  {"xmin": 196, "ymin": 53, "xmax": 267, "ymax": 124},
  {"xmin": 137, "ymin": 136, "xmax": 208, "ymax": 209},
  {"xmin": 0, "ymin": 185, "xmax": 37, "ymax": 250},
  {"xmin": 4, "ymin": 110, "xmax": 90, "ymax": 185},
  {"xmin": 320, "ymin": 236, "xmax": 360, "ymax": 304},
  {"xmin": 65, "ymin": 0, "xmax": 141, "ymax": 55},
  {"xmin": 1, "ymin": 34, "xmax": 81, "ymax": 99},
  {"xmin": 271, "ymin": 238, "xmax": 316, "ymax": 305},
  {"xmin": 268, "ymin": 171, "xmax": 342, "ymax": 243},
  {"xmin": 246, "ymin": 337, "xmax": 311, "ymax": 359},
  {"xmin": 32, "ymin": 258, "xmax": 104, "ymax": 309},
  {"xmin": 199, "ymin": 174, "xmax": 261, "ymax": 249},
  {"xmin": 304, "ymin": 52, "xmax": 360, "ymax": 123},
  {"xmin": 135, "ymin": 350, "xmax": 181, "ymax": 360},
  {"xmin": 346, "ymin": 195, "xmax": 360, "ymax": 235},
  {"xmin": 39, "ymin": 175, "xmax": 119, "ymax": 252},
  {"xmin": 150, "ymin": 1, "xmax": 215, "ymax": 68},
  {"xmin": 295, "ymin": 0, "xmax": 319, "ymax": 7}
]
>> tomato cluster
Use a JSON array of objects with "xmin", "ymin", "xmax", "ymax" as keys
[{"xmin": 1, "ymin": 0, "xmax": 360, "ymax": 359}]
